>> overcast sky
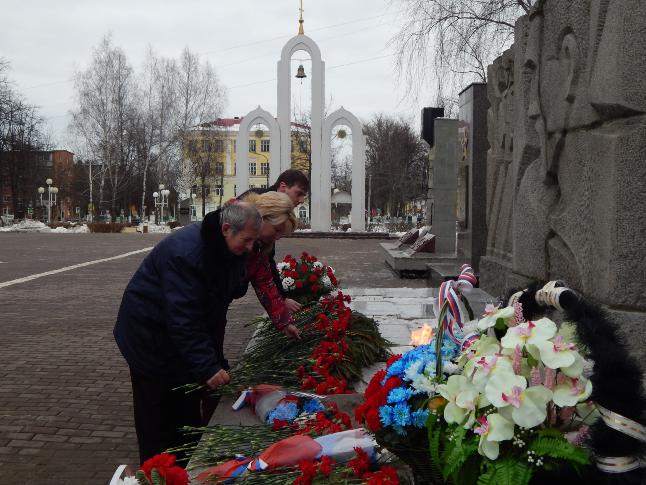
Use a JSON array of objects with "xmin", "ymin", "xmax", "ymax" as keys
[{"xmin": 1, "ymin": 0, "xmax": 432, "ymax": 148}]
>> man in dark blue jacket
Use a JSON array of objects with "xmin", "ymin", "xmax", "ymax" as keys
[{"xmin": 114, "ymin": 202, "xmax": 261, "ymax": 463}]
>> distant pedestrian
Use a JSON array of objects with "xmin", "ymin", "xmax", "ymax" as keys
[{"xmin": 113, "ymin": 201, "xmax": 262, "ymax": 464}]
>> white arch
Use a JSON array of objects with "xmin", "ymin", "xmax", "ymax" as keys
[
  {"xmin": 319, "ymin": 107, "xmax": 366, "ymax": 232},
  {"xmin": 277, "ymin": 34, "xmax": 325, "ymax": 214},
  {"xmin": 235, "ymin": 106, "xmax": 281, "ymax": 193}
]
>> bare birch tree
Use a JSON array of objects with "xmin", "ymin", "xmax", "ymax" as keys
[
  {"xmin": 70, "ymin": 35, "xmax": 137, "ymax": 218},
  {"xmin": 0, "ymin": 60, "xmax": 48, "ymax": 219},
  {"xmin": 135, "ymin": 49, "xmax": 179, "ymax": 218},
  {"xmin": 393, "ymin": 0, "xmax": 530, "ymax": 113},
  {"xmin": 174, "ymin": 47, "xmax": 227, "ymax": 217},
  {"xmin": 364, "ymin": 114, "xmax": 428, "ymax": 216}
]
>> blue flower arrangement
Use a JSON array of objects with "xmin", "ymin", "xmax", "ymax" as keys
[
  {"xmin": 266, "ymin": 396, "xmax": 325, "ymax": 426},
  {"xmin": 379, "ymin": 335, "xmax": 462, "ymax": 435},
  {"xmin": 267, "ymin": 402, "xmax": 299, "ymax": 425}
]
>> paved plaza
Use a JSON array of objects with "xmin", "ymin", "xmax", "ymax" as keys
[{"xmin": 0, "ymin": 232, "xmax": 428, "ymax": 485}]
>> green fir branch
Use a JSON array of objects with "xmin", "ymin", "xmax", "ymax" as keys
[
  {"xmin": 528, "ymin": 436, "xmax": 590, "ymax": 465},
  {"xmin": 477, "ymin": 457, "xmax": 533, "ymax": 485}
]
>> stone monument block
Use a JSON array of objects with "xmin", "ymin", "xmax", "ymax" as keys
[
  {"xmin": 398, "ymin": 228, "xmax": 419, "ymax": 245},
  {"xmin": 479, "ymin": 0, "xmax": 646, "ymax": 366},
  {"xmin": 431, "ymin": 118, "xmax": 459, "ymax": 256},
  {"xmin": 410, "ymin": 233, "xmax": 436, "ymax": 253},
  {"xmin": 457, "ymin": 83, "xmax": 489, "ymax": 272}
]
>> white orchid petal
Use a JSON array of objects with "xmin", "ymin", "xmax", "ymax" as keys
[
  {"xmin": 487, "ymin": 414, "xmax": 515, "ymax": 442},
  {"xmin": 561, "ymin": 352, "xmax": 585, "ymax": 378},
  {"xmin": 444, "ymin": 402, "xmax": 467, "ymax": 424},
  {"xmin": 479, "ymin": 437, "xmax": 500, "ymax": 460},
  {"xmin": 511, "ymin": 386, "xmax": 552, "ymax": 428},
  {"xmin": 484, "ymin": 372, "xmax": 527, "ymax": 408}
]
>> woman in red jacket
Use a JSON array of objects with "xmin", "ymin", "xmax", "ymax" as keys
[{"xmin": 241, "ymin": 191, "xmax": 301, "ymax": 339}]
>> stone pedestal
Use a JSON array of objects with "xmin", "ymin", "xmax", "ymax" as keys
[
  {"xmin": 178, "ymin": 199, "xmax": 192, "ymax": 227},
  {"xmin": 431, "ymin": 119, "xmax": 459, "ymax": 256}
]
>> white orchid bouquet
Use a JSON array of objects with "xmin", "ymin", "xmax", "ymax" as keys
[{"xmin": 427, "ymin": 303, "xmax": 595, "ymax": 484}]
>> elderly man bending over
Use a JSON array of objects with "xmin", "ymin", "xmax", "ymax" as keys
[{"xmin": 113, "ymin": 201, "xmax": 261, "ymax": 463}]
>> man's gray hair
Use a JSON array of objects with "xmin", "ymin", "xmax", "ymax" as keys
[{"xmin": 220, "ymin": 201, "xmax": 262, "ymax": 233}]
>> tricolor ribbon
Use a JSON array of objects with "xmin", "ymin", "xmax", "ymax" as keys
[
  {"xmin": 436, "ymin": 265, "xmax": 477, "ymax": 345},
  {"xmin": 195, "ymin": 429, "xmax": 375, "ymax": 484}
]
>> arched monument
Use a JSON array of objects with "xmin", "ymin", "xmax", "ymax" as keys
[
  {"xmin": 321, "ymin": 107, "xmax": 366, "ymax": 231},
  {"xmin": 235, "ymin": 106, "xmax": 281, "ymax": 188},
  {"xmin": 236, "ymin": 2, "xmax": 366, "ymax": 231}
]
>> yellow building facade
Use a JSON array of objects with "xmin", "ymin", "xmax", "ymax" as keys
[{"xmin": 184, "ymin": 117, "xmax": 310, "ymax": 217}]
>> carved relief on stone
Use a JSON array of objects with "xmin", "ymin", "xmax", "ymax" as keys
[
  {"xmin": 484, "ymin": 48, "xmax": 516, "ymax": 266},
  {"xmin": 486, "ymin": 0, "xmax": 646, "ymax": 308}
]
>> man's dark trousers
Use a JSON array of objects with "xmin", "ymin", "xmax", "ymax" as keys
[{"xmin": 130, "ymin": 368, "xmax": 202, "ymax": 465}]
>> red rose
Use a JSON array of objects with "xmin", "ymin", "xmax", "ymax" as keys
[
  {"xmin": 311, "ymin": 284, "xmax": 319, "ymax": 293},
  {"xmin": 308, "ymin": 274, "xmax": 318, "ymax": 283},
  {"xmin": 300, "ymin": 264, "xmax": 309, "ymax": 273},
  {"xmin": 290, "ymin": 260, "xmax": 297, "ymax": 269},
  {"xmin": 295, "ymin": 280, "xmax": 304, "ymax": 289}
]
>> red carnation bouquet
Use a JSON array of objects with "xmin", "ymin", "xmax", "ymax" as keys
[
  {"xmin": 132, "ymin": 453, "xmax": 188, "ymax": 485},
  {"xmin": 277, "ymin": 252, "xmax": 338, "ymax": 304}
]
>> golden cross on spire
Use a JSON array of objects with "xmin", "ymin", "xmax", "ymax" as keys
[{"xmin": 298, "ymin": 0, "xmax": 305, "ymax": 35}]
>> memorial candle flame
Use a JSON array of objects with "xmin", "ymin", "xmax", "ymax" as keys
[{"xmin": 410, "ymin": 324, "xmax": 434, "ymax": 346}]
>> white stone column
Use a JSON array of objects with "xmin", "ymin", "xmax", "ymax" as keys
[
  {"xmin": 322, "ymin": 107, "xmax": 366, "ymax": 232},
  {"xmin": 277, "ymin": 35, "xmax": 325, "ymax": 228}
]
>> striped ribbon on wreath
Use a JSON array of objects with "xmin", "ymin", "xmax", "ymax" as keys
[{"xmin": 436, "ymin": 265, "xmax": 477, "ymax": 346}]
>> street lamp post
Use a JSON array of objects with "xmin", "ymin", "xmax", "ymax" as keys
[
  {"xmin": 153, "ymin": 184, "xmax": 170, "ymax": 224},
  {"xmin": 37, "ymin": 179, "xmax": 58, "ymax": 224}
]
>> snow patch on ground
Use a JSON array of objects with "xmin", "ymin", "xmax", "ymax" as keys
[
  {"xmin": 142, "ymin": 223, "xmax": 171, "ymax": 234},
  {"xmin": 0, "ymin": 220, "xmax": 90, "ymax": 233}
]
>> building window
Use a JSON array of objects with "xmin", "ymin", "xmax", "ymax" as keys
[
  {"xmin": 261, "ymin": 139, "xmax": 270, "ymax": 152},
  {"xmin": 234, "ymin": 185, "xmax": 237, "ymax": 196},
  {"xmin": 2, "ymin": 195, "xmax": 10, "ymax": 202},
  {"xmin": 249, "ymin": 184, "xmax": 256, "ymax": 189},
  {"xmin": 214, "ymin": 139, "xmax": 224, "ymax": 152},
  {"xmin": 260, "ymin": 162, "xmax": 269, "ymax": 175},
  {"xmin": 214, "ymin": 161, "xmax": 224, "ymax": 175},
  {"xmin": 260, "ymin": 184, "xmax": 268, "ymax": 189},
  {"xmin": 249, "ymin": 140, "xmax": 256, "ymax": 152},
  {"xmin": 203, "ymin": 187, "xmax": 210, "ymax": 197},
  {"xmin": 248, "ymin": 161, "xmax": 256, "ymax": 175},
  {"xmin": 202, "ymin": 139, "xmax": 211, "ymax": 152},
  {"xmin": 299, "ymin": 206, "xmax": 308, "ymax": 219},
  {"xmin": 213, "ymin": 187, "xmax": 223, "ymax": 196}
]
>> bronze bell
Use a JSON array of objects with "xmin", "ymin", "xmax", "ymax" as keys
[{"xmin": 295, "ymin": 64, "xmax": 307, "ymax": 79}]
